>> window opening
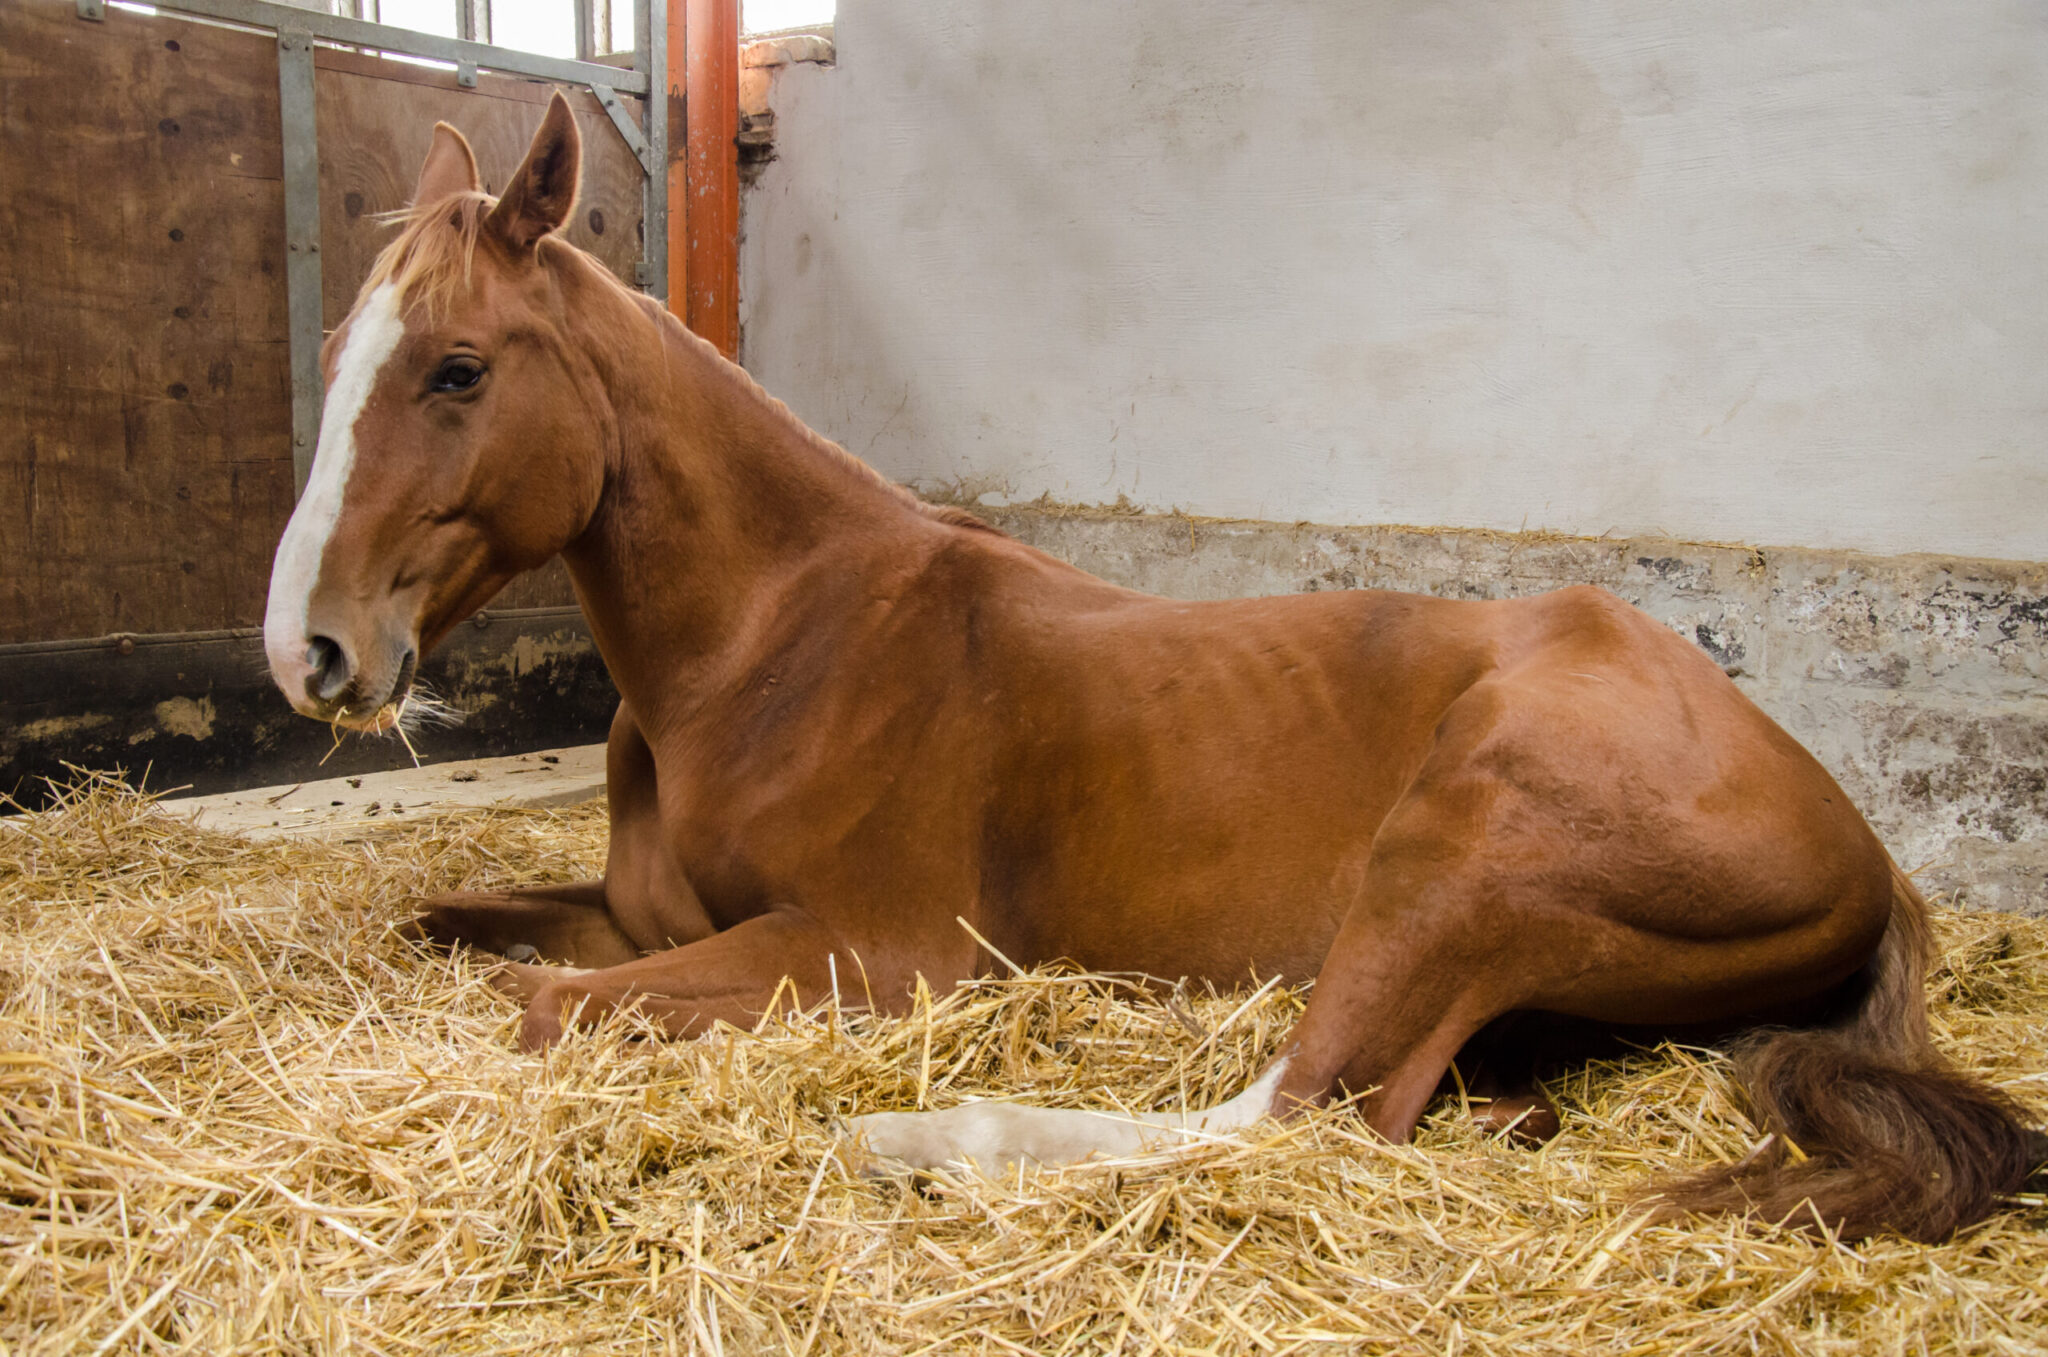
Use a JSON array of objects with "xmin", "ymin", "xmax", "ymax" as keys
[{"xmin": 743, "ymin": 0, "xmax": 831, "ymax": 36}]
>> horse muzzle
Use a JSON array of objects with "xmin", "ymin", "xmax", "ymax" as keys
[{"xmin": 266, "ymin": 625, "xmax": 418, "ymax": 731}]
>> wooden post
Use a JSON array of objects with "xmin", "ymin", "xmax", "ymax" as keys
[{"xmin": 667, "ymin": 0, "xmax": 739, "ymax": 359}]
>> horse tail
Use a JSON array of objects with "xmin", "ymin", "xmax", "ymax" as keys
[{"xmin": 1665, "ymin": 862, "xmax": 2045, "ymax": 1241}]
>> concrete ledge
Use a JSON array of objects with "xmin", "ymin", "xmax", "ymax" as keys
[{"xmin": 162, "ymin": 743, "xmax": 607, "ymax": 840}]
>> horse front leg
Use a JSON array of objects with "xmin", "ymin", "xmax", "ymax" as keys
[
  {"xmin": 402, "ymin": 882, "xmax": 643, "ymax": 968},
  {"xmin": 491, "ymin": 908, "xmax": 885, "ymax": 1051},
  {"xmin": 406, "ymin": 702, "xmax": 706, "ymax": 970}
]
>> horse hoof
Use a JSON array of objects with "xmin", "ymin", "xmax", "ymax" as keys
[{"xmin": 1472, "ymin": 1095, "xmax": 1563, "ymax": 1147}]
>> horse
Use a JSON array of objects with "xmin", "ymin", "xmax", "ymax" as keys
[{"xmin": 262, "ymin": 94, "xmax": 2040, "ymax": 1242}]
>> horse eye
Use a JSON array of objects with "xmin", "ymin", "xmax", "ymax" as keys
[{"xmin": 431, "ymin": 357, "xmax": 485, "ymax": 393}]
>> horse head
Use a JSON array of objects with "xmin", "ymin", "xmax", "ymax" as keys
[{"xmin": 263, "ymin": 94, "xmax": 605, "ymax": 731}]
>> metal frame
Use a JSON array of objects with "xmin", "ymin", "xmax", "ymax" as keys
[
  {"xmin": 275, "ymin": 27, "xmax": 324, "ymax": 492},
  {"xmin": 141, "ymin": 0, "xmax": 651, "ymax": 93},
  {"xmin": 638, "ymin": 0, "xmax": 668, "ymax": 298},
  {"xmin": 84, "ymin": 0, "xmax": 669, "ymax": 495}
]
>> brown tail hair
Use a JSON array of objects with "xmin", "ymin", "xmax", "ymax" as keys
[{"xmin": 1665, "ymin": 864, "xmax": 2045, "ymax": 1241}]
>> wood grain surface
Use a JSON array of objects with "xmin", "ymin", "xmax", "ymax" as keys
[{"xmin": 1, "ymin": 2, "xmax": 296, "ymax": 644}]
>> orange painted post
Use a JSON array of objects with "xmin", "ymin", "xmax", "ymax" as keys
[{"xmin": 671, "ymin": 0, "xmax": 740, "ymax": 359}]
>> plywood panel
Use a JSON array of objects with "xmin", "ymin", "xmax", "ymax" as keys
[{"xmin": 0, "ymin": 1, "xmax": 297, "ymax": 644}]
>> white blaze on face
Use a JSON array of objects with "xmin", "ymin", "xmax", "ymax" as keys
[
  {"xmin": 846, "ymin": 1057, "xmax": 1292, "ymax": 1173},
  {"xmin": 263, "ymin": 282, "xmax": 408, "ymax": 694}
]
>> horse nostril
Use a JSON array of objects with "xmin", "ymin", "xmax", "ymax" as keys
[{"xmin": 305, "ymin": 635, "xmax": 352, "ymax": 704}]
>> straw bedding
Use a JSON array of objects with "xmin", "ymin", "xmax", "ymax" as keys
[{"xmin": 2, "ymin": 774, "xmax": 2044, "ymax": 1355}]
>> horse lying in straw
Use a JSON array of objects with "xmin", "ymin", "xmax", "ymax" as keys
[{"xmin": 263, "ymin": 95, "xmax": 2042, "ymax": 1241}]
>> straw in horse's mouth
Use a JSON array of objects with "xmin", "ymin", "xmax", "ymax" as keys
[
  {"xmin": 354, "ymin": 648, "xmax": 419, "ymax": 733},
  {"xmin": 317, "ymin": 650, "xmax": 423, "ymax": 763}
]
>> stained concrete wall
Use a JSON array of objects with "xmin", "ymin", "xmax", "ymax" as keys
[
  {"xmin": 741, "ymin": 0, "xmax": 2048, "ymax": 562},
  {"xmin": 736, "ymin": 5, "xmax": 2048, "ymax": 910}
]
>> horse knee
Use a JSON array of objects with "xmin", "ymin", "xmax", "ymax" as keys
[
  {"xmin": 518, "ymin": 979, "xmax": 601, "ymax": 1052},
  {"xmin": 520, "ymin": 982, "xmax": 577, "ymax": 1056},
  {"xmin": 518, "ymin": 1001, "xmax": 559, "ymax": 1052}
]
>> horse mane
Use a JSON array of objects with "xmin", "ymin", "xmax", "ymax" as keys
[
  {"xmin": 358, "ymin": 194, "xmax": 1000, "ymax": 538},
  {"xmin": 363, "ymin": 192, "xmax": 494, "ymax": 322}
]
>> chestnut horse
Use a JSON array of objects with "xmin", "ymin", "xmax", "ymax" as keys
[{"xmin": 264, "ymin": 96, "xmax": 2039, "ymax": 1240}]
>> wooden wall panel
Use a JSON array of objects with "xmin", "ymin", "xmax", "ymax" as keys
[{"xmin": 0, "ymin": 2, "xmax": 297, "ymax": 645}]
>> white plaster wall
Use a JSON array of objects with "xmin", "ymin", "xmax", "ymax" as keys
[{"xmin": 741, "ymin": 1, "xmax": 2048, "ymax": 561}]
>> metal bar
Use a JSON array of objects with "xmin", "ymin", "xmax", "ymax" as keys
[
  {"xmin": 640, "ymin": 0, "xmax": 668, "ymax": 300},
  {"xmin": 277, "ymin": 27, "xmax": 325, "ymax": 497},
  {"xmin": 590, "ymin": 84, "xmax": 653, "ymax": 175},
  {"xmin": 573, "ymin": 0, "xmax": 593, "ymax": 62},
  {"xmin": 146, "ymin": 0, "xmax": 650, "ymax": 95}
]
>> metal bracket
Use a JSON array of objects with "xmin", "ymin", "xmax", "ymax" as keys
[
  {"xmin": 76, "ymin": 0, "xmax": 105, "ymax": 20},
  {"xmin": 456, "ymin": 61, "xmax": 478, "ymax": 88},
  {"xmin": 277, "ymin": 28, "xmax": 324, "ymax": 496},
  {"xmin": 590, "ymin": 83, "xmax": 654, "ymax": 176}
]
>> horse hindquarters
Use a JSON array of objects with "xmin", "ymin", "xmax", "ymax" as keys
[
  {"xmin": 1662, "ymin": 866, "xmax": 2044, "ymax": 1241},
  {"xmin": 1263, "ymin": 665, "xmax": 1894, "ymax": 1128},
  {"xmin": 1277, "ymin": 686, "xmax": 2045, "ymax": 1239}
]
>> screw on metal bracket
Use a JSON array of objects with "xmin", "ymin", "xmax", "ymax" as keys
[
  {"xmin": 76, "ymin": 0, "xmax": 105, "ymax": 20},
  {"xmin": 635, "ymin": 261, "xmax": 654, "ymax": 286},
  {"xmin": 457, "ymin": 62, "xmax": 478, "ymax": 88}
]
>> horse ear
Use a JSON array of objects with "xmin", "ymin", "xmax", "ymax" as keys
[
  {"xmin": 487, "ymin": 91, "xmax": 581, "ymax": 252},
  {"xmin": 413, "ymin": 122, "xmax": 481, "ymax": 207}
]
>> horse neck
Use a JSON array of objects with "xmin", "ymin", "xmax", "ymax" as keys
[{"xmin": 557, "ymin": 268, "xmax": 922, "ymax": 726}]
